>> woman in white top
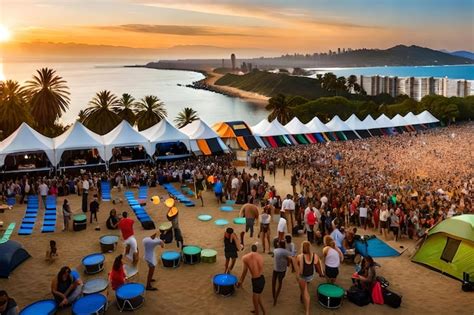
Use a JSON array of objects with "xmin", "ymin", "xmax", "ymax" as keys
[
  {"xmin": 259, "ymin": 205, "xmax": 272, "ymax": 253},
  {"xmin": 323, "ymin": 235, "xmax": 343, "ymax": 284}
]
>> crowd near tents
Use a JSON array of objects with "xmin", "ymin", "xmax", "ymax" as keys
[{"xmin": 0, "ymin": 111, "xmax": 439, "ymax": 173}]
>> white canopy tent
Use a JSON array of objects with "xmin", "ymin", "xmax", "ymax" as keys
[
  {"xmin": 361, "ymin": 115, "xmax": 380, "ymax": 130},
  {"xmin": 375, "ymin": 114, "xmax": 396, "ymax": 128},
  {"xmin": 141, "ymin": 119, "xmax": 191, "ymax": 150},
  {"xmin": 53, "ymin": 121, "xmax": 106, "ymax": 166},
  {"xmin": 403, "ymin": 112, "xmax": 423, "ymax": 125},
  {"xmin": 391, "ymin": 114, "xmax": 411, "ymax": 127},
  {"xmin": 345, "ymin": 114, "xmax": 372, "ymax": 138},
  {"xmin": 416, "ymin": 111, "xmax": 440, "ymax": 124},
  {"xmin": 285, "ymin": 117, "xmax": 312, "ymax": 134},
  {"xmin": 102, "ymin": 121, "xmax": 152, "ymax": 161},
  {"xmin": 326, "ymin": 115, "xmax": 361, "ymax": 140},
  {"xmin": 251, "ymin": 119, "xmax": 271, "ymax": 136},
  {"xmin": 180, "ymin": 119, "xmax": 229, "ymax": 154},
  {"xmin": 306, "ymin": 117, "xmax": 332, "ymax": 133},
  {"xmin": 0, "ymin": 123, "xmax": 55, "ymax": 169}
]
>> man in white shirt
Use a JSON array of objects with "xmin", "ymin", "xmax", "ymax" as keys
[
  {"xmin": 359, "ymin": 202, "xmax": 368, "ymax": 230},
  {"xmin": 231, "ymin": 175, "xmax": 240, "ymax": 200},
  {"xmin": 277, "ymin": 211, "xmax": 287, "ymax": 242},
  {"xmin": 38, "ymin": 180, "xmax": 49, "ymax": 209},
  {"xmin": 379, "ymin": 204, "xmax": 389, "ymax": 239},
  {"xmin": 82, "ymin": 175, "xmax": 90, "ymax": 213},
  {"xmin": 142, "ymin": 233, "xmax": 164, "ymax": 291},
  {"xmin": 281, "ymin": 194, "xmax": 295, "ymax": 233}
]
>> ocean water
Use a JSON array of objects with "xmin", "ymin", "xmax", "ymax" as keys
[
  {"xmin": 308, "ymin": 65, "xmax": 474, "ymax": 80},
  {"xmin": 1, "ymin": 61, "xmax": 267, "ymax": 125}
]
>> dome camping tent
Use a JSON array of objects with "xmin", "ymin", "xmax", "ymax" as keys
[
  {"xmin": 412, "ymin": 215, "xmax": 474, "ymax": 281},
  {"xmin": 0, "ymin": 240, "xmax": 31, "ymax": 278}
]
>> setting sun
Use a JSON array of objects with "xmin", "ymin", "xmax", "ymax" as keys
[{"xmin": 0, "ymin": 25, "xmax": 11, "ymax": 42}]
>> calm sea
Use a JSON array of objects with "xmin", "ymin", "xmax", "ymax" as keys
[
  {"xmin": 1, "ymin": 61, "xmax": 267, "ymax": 125},
  {"xmin": 308, "ymin": 65, "xmax": 474, "ymax": 80}
]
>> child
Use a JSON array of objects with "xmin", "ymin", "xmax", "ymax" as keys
[{"xmin": 46, "ymin": 240, "xmax": 58, "ymax": 262}]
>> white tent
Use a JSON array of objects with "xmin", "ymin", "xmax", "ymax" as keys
[
  {"xmin": 391, "ymin": 114, "xmax": 411, "ymax": 127},
  {"xmin": 251, "ymin": 119, "xmax": 271, "ymax": 136},
  {"xmin": 326, "ymin": 115, "xmax": 354, "ymax": 132},
  {"xmin": 345, "ymin": 114, "xmax": 367, "ymax": 130},
  {"xmin": 0, "ymin": 123, "xmax": 55, "ymax": 167},
  {"xmin": 180, "ymin": 119, "xmax": 229, "ymax": 154},
  {"xmin": 375, "ymin": 114, "xmax": 396, "ymax": 128},
  {"xmin": 53, "ymin": 121, "xmax": 106, "ymax": 165},
  {"xmin": 361, "ymin": 115, "xmax": 381, "ymax": 130},
  {"xmin": 416, "ymin": 110, "xmax": 440, "ymax": 124},
  {"xmin": 403, "ymin": 112, "xmax": 423, "ymax": 125},
  {"xmin": 306, "ymin": 117, "xmax": 332, "ymax": 133},
  {"xmin": 141, "ymin": 119, "xmax": 190, "ymax": 150},
  {"xmin": 285, "ymin": 117, "xmax": 312, "ymax": 134},
  {"xmin": 257, "ymin": 120, "xmax": 289, "ymax": 137},
  {"xmin": 102, "ymin": 121, "xmax": 152, "ymax": 161}
]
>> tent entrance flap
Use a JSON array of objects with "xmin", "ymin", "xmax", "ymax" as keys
[
  {"xmin": 440, "ymin": 237, "xmax": 461, "ymax": 263},
  {"xmin": 197, "ymin": 139, "xmax": 212, "ymax": 155}
]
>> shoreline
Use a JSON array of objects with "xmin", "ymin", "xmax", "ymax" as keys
[{"xmin": 136, "ymin": 64, "xmax": 269, "ymax": 108}]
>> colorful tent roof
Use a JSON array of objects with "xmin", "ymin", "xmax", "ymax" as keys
[
  {"xmin": 180, "ymin": 120, "xmax": 229, "ymax": 154},
  {"xmin": 212, "ymin": 121, "xmax": 254, "ymax": 138},
  {"xmin": 0, "ymin": 123, "xmax": 55, "ymax": 167},
  {"xmin": 53, "ymin": 121, "xmax": 106, "ymax": 164}
]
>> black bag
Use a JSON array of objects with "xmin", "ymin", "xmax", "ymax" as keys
[
  {"xmin": 347, "ymin": 285, "xmax": 371, "ymax": 307},
  {"xmin": 382, "ymin": 288, "xmax": 402, "ymax": 308},
  {"xmin": 141, "ymin": 220, "xmax": 156, "ymax": 230}
]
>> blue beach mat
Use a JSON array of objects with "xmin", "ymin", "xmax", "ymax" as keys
[{"xmin": 355, "ymin": 236, "xmax": 400, "ymax": 258}]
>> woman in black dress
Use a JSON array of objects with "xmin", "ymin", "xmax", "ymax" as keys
[{"xmin": 224, "ymin": 228, "xmax": 241, "ymax": 274}]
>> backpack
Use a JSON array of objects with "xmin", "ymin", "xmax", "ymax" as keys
[
  {"xmin": 307, "ymin": 211, "xmax": 316, "ymax": 226},
  {"xmin": 347, "ymin": 285, "xmax": 371, "ymax": 307},
  {"xmin": 382, "ymin": 288, "xmax": 402, "ymax": 308}
]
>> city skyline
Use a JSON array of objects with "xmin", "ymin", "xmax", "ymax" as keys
[{"xmin": 0, "ymin": 0, "xmax": 473, "ymax": 56}]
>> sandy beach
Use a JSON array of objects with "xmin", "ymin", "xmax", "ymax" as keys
[{"xmin": 0, "ymin": 168, "xmax": 472, "ymax": 315}]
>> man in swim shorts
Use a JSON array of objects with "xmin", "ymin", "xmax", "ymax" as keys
[
  {"xmin": 237, "ymin": 244, "xmax": 266, "ymax": 315},
  {"xmin": 239, "ymin": 203, "xmax": 259, "ymax": 246}
]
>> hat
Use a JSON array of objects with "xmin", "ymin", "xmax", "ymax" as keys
[{"xmin": 165, "ymin": 198, "xmax": 175, "ymax": 208}]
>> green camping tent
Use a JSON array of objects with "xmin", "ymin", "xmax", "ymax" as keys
[{"xmin": 412, "ymin": 215, "xmax": 474, "ymax": 281}]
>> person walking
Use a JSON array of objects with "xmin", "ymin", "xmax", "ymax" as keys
[
  {"xmin": 142, "ymin": 233, "xmax": 164, "ymax": 291},
  {"xmin": 281, "ymin": 194, "xmax": 295, "ymax": 233},
  {"xmin": 239, "ymin": 203, "xmax": 259, "ymax": 247},
  {"xmin": 62, "ymin": 199, "xmax": 72, "ymax": 232},
  {"xmin": 89, "ymin": 195, "xmax": 99, "ymax": 224},
  {"xmin": 322, "ymin": 235, "xmax": 343, "ymax": 284},
  {"xmin": 272, "ymin": 240, "xmax": 293, "ymax": 306},
  {"xmin": 81, "ymin": 175, "xmax": 89, "ymax": 213},
  {"xmin": 223, "ymin": 227, "xmax": 241, "ymax": 274},
  {"xmin": 237, "ymin": 245, "xmax": 266, "ymax": 315}
]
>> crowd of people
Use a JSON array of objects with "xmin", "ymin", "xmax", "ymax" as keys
[{"xmin": 1, "ymin": 123, "xmax": 472, "ymax": 314}]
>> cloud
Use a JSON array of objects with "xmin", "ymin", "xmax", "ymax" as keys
[{"xmin": 95, "ymin": 24, "xmax": 265, "ymax": 37}]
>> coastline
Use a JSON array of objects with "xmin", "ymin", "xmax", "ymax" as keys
[{"xmin": 139, "ymin": 64, "xmax": 269, "ymax": 108}]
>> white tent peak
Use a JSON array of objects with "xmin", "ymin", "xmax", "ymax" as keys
[
  {"xmin": 361, "ymin": 115, "xmax": 380, "ymax": 129},
  {"xmin": 403, "ymin": 112, "xmax": 422, "ymax": 125},
  {"xmin": 417, "ymin": 110, "xmax": 440, "ymax": 124},
  {"xmin": 306, "ymin": 116, "xmax": 331, "ymax": 133},
  {"xmin": 251, "ymin": 119, "xmax": 271, "ymax": 136},
  {"xmin": 0, "ymin": 123, "xmax": 55, "ymax": 166},
  {"xmin": 375, "ymin": 113, "xmax": 395, "ymax": 128},
  {"xmin": 180, "ymin": 119, "xmax": 220, "ymax": 139},
  {"xmin": 102, "ymin": 121, "xmax": 152, "ymax": 160},
  {"xmin": 345, "ymin": 114, "xmax": 367, "ymax": 130},
  {"xmin": 391, "ymin": 114, "xmax": 410, "ymax": 127},
  {"xmin": 256, "ymin": 119, "xmax": 289, "ymax": 137},
  {"xmin": 285, "ymin": 117, "xmax": 312, "ymax": 134},
  {"xmin": 141, "ymin": 119, "xmax": 189, "ymax": 142},
  {"xmin": 326, "ymin": 115, "xmax": 353, "ymax": 131}
]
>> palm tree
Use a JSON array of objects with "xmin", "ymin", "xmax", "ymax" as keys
[
  {"xmin": 0, "ymin": 80, "xmax": 32, "ymax": 136},
  {"xmin": 347, "ymin": 75, "xmax": 358, "ymax": 92},
  {"xmin": 134, "ymin": 95, "xmax": 167, "ymax": 131},
  {"xmin": 25, "ymin": 68, "xmax": 70, "ymax": 130},
  {"xmin": 82, "ymin": 90, "xmax": 121, "ymax": 135},
  {"xmin": 113, "ymin": 93, "xmax": 137, "ymax": 125},
  {"xmin": 174, "ymin": 107, "xmax": 198, "ymax": 128},
  {"xmin": 266, "ymin": 93, "xmax": 293, "ymax": 124}
]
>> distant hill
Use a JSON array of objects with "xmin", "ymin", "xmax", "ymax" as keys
[{"xmin": 450, "ymin": 50, "xmax": 474, "ymax": 60}]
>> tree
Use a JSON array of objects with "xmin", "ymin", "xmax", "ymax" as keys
[
  {"xmin": 347, "ymin": 75, "xmax": 358, "ymax": 92},
  {"xmin": 82, "ymin": 90, "xmax": 121, "ymax": 135},
  {"xmin": 135, "ymin": 95, "xmax": 167, "ymax": 131},
  {"xmin": 266, "ymin": 93, "xmax": 294, "ymax": 124},
  {"xmin": 113, "ymin": 93, "xmax": 137, "ymax": 125},
  {"xmin": 335, "ymin": 76, "xmax": 347, "ymax": 95},
  {"xmin": 25, "ymin": 68, "xmax": 70, "ymax": 131},
  {"xmin": 174, "ymin": 107, "xmax": 199, "ymax": 129},
  {"xmin": 321, "ymin": 72, "xmax": 338, "ymax": 94},
  {"xmin": 0, "ymin": 80, "xmax": 32, "ymax": 137}
]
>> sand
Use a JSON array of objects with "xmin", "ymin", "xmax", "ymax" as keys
[
  {"xmin": 204, "ymin": 71, "xmax": 270, "ymax": 108},
  {"xmin": 0, "ymin": 169, "xmax": 472, "ymax": 315}
]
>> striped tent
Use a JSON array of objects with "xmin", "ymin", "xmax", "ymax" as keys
[
  {"xmin": 361, "ymin": 115, "xmax": 385, "ymax": 136},
  {"xmin": 251, "ymin": 119, "xmax": 292, "ymax": 148},
  {"xmin": 212, "ymin": 121, "xmax": 263, "ymax": 150},
  {"xmin": 326, "ymin": 115, "xmax": 361, "ymax": 140},
  {"xmin": 305, "ymin": 117, "xmax": 334, "ymax": 142},
  {"xmin": 180, "ymin": 120, "xmax": 230, "ymax": 155},
  {"xmin": 285, "ymin": 117, "xmax": 318, "ymax": 144},
  {"xmin": 345, "ymin": 114, "xmax": 372, "ymax": 138}
]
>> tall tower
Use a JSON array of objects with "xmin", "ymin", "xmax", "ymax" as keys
[
  {"xmin": 231, "ymin": 53, "xmax": 236, "ymax": 70},
  {"xmin": 222, "ymin": 59, "xmax": 225, "ymax": 68}
]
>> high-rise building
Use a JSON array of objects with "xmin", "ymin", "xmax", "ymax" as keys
[
  {"xmin": 338, "ymin": 48, "xmax": 341, "ymax": 54},
  {"xmin": 231, "ymin": 53, "xmax": 236, "ymax": 70}
]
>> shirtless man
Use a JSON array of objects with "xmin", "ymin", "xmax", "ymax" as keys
[
  {"xmin": 237, "ymin": 245, "xmax": 266, "ymax": 315},
  {"xmin": 239, "ymin": 203, "xmax": 259, "ymax": 246}
]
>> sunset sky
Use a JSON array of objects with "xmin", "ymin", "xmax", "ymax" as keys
[{"xmin": 1, "ymin": 0, "xmax": 473, "ymax": 55}]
